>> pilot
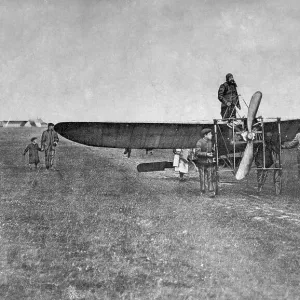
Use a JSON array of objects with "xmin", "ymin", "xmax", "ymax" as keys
[
  {"xmin": 194, "ymin": 128, "xmax": 216, "ymax": 197},
  {"xmin": 282, "ymin": 127, "xmax": 300, "ymax": 180},
  {"xmin": 254, "ymin": 131, "xmax": 279, "ymax": 193},
  {"xmin": 218, "ymin": 73, "xmax": 241, "ymax": 120},
  {"xmin": 41, "ymin": 123, "xmax": 59, "ymax": 170}
]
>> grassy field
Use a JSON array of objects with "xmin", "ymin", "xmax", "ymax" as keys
[{"xmin": 0, "ymin": 127, "xmax": 300, "ymax": 299}]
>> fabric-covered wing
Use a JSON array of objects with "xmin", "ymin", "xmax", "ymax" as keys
[{"xmin": 54, "ymin": 122, "xmax": 213, "ymax": 149}]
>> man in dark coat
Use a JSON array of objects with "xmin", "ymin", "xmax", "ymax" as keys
[
  {"xmin": 41, "ymin": 123, "xmax": 59, "ymax": 169},
  {"xmin": 218, "ymin": 73, "xmax": 241, "ymax": 119},
  {"xmin": 194, "ymin": 128, "xmax": 216, "ymax": 197},
  {"xmin": 23, "ymin": 137, "xmax": 42, "ymax": 169},
  {"xmin": 282, "ymin": 127, "xmax": 300, "ymax": 180},
  {"xmin": 254, "ymin": 131, "xmax": 279, "ymax": 193}
]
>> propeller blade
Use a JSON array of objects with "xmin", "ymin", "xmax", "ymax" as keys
[
  {"xmin": 235, "ymin": 91, "xmax": 262, "ymax": 180},
  {"xmin": 235, "ymin": 141, "xmax": 254, "ymax": 180},
  {"xmin": 137, "ymin": 161, "xmax": 173, "ymax": 172},
  {"xmin": 247, "ymin": 91, "xmax": 262, "ymax": 130}
]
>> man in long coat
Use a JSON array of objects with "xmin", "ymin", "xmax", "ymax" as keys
[
  {"xmin": 218, "ymin": 73, "xmax": 241, "ymax": 119},
  {"xmin": 282, "ymin": 127, "xmax": 300, "ymax": 180},
  {"xmin": 41, "ymin": 123, "xmax": 59, "ymax": 169}
]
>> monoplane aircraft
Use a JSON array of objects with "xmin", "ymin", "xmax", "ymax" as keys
[{"xmin": 54, "ymin": 92, "xmax": 300, "ymax": 194}]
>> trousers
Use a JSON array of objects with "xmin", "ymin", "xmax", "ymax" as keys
[
  {"xmin": 257, "ymin": 168, "xmax": 268, "ymax": 189},
  {"xmin": 197, "ymin": 164, "xmax": 215, "ymax": 192},
  {"xmin": 45, "ymin": 148, "xmax": 56, "ymax": 169},
  {"xmin": 221, "ymin": 105, "xmax": 237, "ymax": 119}
]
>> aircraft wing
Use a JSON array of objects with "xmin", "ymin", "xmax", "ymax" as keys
[
  {"xmin": 54, "ymin": 122, "xmax": 214, "ymax": 149},
  {"xmin": 54, "ymin": 118, "xmax": 300, "ymax": 150},
  {"xmin": 264, "ymin": 118, "xmax": 300, "ymax": 142}
]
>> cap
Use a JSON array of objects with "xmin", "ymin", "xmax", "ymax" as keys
[
  {"xmin": 31, "ymin": 137, "xmax": 37, "ymax": 142},
  {"xmin": 48, "ymin": 123, "xmax": 54, "ymax": 127},
  {"xmin": 201, "ymin": 128, "xmax": 212, "ymax": 137}
]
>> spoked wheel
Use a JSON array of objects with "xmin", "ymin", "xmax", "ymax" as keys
[{"xmin": 274, "ymin": 169, "xmax": 282, "ymax": 195}]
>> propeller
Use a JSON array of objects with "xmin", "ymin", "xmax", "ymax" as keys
[{"xmin": 235, "ymin": 91, "xmax": 262, "ymax": 180}]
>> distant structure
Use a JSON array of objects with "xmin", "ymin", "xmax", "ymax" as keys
[
  {"xmin": 1, "ymin": 120, "xmax": 27, "ymax": 127},
  {"xmin": 37, "ymin": 118, "xmax": 48, "ymax": 127},
  {"xmin": 1, "ymin": 118, "xmax": 47, "ymax": 127}
]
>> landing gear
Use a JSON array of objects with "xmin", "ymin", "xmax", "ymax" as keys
[{"xmin": 213, "ymin": 117, "xmax": 283, "ymax": 196}]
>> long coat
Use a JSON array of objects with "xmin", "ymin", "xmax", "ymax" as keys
[
  {"xmin": 24, "ymin": 143, "xmax": 41, "ymax": 164},
  {"xmin": 218, "ymin": 82, "xmax": 240, "ymax": 108},
  {"xmin": 284, "ymin": 133, "xmax": 300, "ymax": 151},
  {"xmin": 255, "ymin": 139, "xmax": 279, "ymax": 168},
  {"xmin": 41, "ymin": 129, "xmax": 59, "ymax": 150}
]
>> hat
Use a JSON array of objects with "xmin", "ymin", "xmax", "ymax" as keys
[
  {"xmin": 31, "ymin": 137, "xmax": 37, "ymax": 142},
  {"xmin": 48, "ymin": 122, "xmax": 54, "ymax": 127},
  {"xmin": 201, "ymin": 128, "xmax": 212, "ymax": 137},
  {"xmin": 226, "ymin": 73, "xmax": 233, "ymax": 81}
]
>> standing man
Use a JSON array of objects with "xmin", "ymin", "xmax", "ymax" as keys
[
  {"xmin": 282, "ymin": 128, "xmax": 300, "ymax": 180},
  {"xmin": 254, "ymin": 131, "xmax": 279, "ymax": 193},
  {"xmin": 194, "ymin": 128, "xmax": 216, "ymax": 197},
  {"xmin": 41, "ymin": 123, "xmax": 59, "ymax": 170},
  {"xmin": 218, "ymin": 73, "xmax": 241, "ymax": 119}
]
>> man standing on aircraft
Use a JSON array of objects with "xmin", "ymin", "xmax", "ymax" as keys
[
  {"xmin": 218, "ymin": 73, "xmax": 241, "ymax": 119},
  {"xmin": 41, "ymin": 123, "xmax": 59, "ymax": 170},
  {"xmin": 194, "ymin": 128, "xmax": 216, "ymax": 197},
  {"xmin": 282, "ymin": 128, "xmax": 300, "ymax": 180}
]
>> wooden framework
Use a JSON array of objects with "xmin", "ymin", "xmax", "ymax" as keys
[{"xmin": 213, "ymin": 117, "xmax": 283, "ymax": 195}]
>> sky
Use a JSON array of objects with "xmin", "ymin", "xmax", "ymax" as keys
[{"xmin": 1, "ymin": 0, "xmax": 300, "ymax": 123}]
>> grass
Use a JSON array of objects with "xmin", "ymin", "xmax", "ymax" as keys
[{"xmin": 0, "ymin": 127, "xmax": 300, "ymax": 299}]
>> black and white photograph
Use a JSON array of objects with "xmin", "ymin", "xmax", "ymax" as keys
[{"xmin": 1, "ymin": 0, "xmax": 300, "ymax": 299}]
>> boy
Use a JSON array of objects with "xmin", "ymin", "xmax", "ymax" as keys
[
  {"xmin": 194, "ymin": 128, "xmax": 216, "ymax": 197},
  {"xmin": 23, "ymin": 137, "xmax": 42, "ymax": 169}
]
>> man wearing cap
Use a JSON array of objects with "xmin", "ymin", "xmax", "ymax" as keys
[
  {"xmin": 194, "ymin": 128, "xmax": 216, "ymax": 197},
  {"xmin": 41, "ymin": 123, "xmax": 59, "ymax": 170},
  {"xmin": 218, "ymin": 73, "xmax": 241, "ymax": 119}
]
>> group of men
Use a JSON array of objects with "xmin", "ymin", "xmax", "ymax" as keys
[
  {"xmin": 173, "ymin": 73, "xmax": 300, "ymax": 196},
  {"xmin": 23, "ymin": 74, "xmax": 300, "ymax": 194}
]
